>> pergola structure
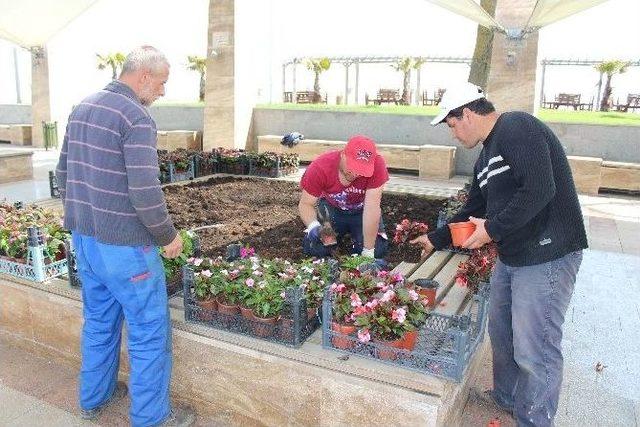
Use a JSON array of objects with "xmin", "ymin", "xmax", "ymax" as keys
[
  {"xmin": 540, "ymin": 58, "xmax": 640, "ymax": 108},
  {"xmin": 282, "ymin": 55, "xmax": 472, "ymax": 105}
]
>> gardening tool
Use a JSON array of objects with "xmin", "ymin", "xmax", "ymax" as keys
[{"xmin": 317, "ymin": 204, "xmax": 338, "ymax": 247}]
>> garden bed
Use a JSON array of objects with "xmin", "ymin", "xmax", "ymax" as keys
[{"xmin": 163, "ymin": 176, "xmax": 445, "ymax": 266}]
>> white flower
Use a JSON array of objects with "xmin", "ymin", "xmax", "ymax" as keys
[{"xmin": 201, "ymin": 270, "xmax": 213, "ymax": 278}]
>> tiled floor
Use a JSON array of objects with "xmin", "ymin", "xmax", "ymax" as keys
[{"xmin": 1, "ymin": 145, "xmax": 639, "ymax": 426}]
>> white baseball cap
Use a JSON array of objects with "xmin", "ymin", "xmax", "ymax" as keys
[{"xmin": 430, "ymin": 82, "xmax": 486, "ymax": 126}]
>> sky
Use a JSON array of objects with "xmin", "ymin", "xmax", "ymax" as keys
[{"xmin": 0, "ymin": 0, "xmax": 638, "ymax": 108}]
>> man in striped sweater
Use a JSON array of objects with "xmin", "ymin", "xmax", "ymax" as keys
[
  {"xmin": 56, "ymin": 46, "xmax": 194, "ymax": 427},
  {"xmin": 412, "ymin": 82, "xmax": 587, "ymax": 427}
]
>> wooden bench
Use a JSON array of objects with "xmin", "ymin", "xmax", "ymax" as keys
[
  {"xmin": 613, "ymin": 94, "xmax": 640, "ymax": 113},
  {"xmin": 0, "ymin": 124, "xmax": 32, "ymax": 146},
  {"xmin": 294, "ymin": 91, "xmax": 327, "ymax": 104},
  {"xmin": 366, "ymin": 89, "xmax": 401, "ymax": 105},
  {"xmin": 0, "ymin": 149, "xmax": 34, "ymax": 183},
  {"xmin": 256, "ymin": 135, "xmax": 456, "ymax": 179},
  {"xmin": 156, "ymin": 130, "xmax": 202, "ymax": 151},
  {"xmin": 544, "ymin": 93, "xmax": 592, "ymax": 111},
  {"xmin": 423, "ymin": 88, "xmax": 445, "ymax": 106}
]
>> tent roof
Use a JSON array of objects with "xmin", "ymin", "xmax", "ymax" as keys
[
  {"xmin": 0, "ymin": 0, "xmax": 99, "ymax": 48},
  {"xmin": 423, "ymin": 0, "xmax": 611, "ymax": 36}
]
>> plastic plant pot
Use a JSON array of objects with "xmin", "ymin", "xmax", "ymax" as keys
[{"xmin": 448, "ymin": 221, "xmax": 476, "ymax": 247}]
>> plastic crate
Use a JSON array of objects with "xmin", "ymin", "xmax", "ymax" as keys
[
  {"xmin": 181, "ymin": 266, "xmax": 320, "ymax": 347},
  {"xmin": 0, "ymin": 227, "xmax": 68, "ymax": 282},
  {"xmin": 321, "ymin": 283, "xmax": 489, "ymax": 381},
  {"xmin": 248, "ymin": 158, "xmax": 298, "ymax": 178},
  {"xmin": 159, "ymin": 158, "xmax": 195, "ymax": 184}
]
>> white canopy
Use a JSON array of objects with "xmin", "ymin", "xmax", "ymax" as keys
[
  {"xmin": 0, "ymin": 0, "xmax": 99, "ymax": 48},
  {"xmin": 526, "ymin": 0, "xmax": 611, "ymax": 28},
  {"xmin": 422, "ymin": 0, "xmax": 505, "ymax": 32},
  {"xmin": 423, "ymin": 0, "xmax": 611, "ymax": 35}
]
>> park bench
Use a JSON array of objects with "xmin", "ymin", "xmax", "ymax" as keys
[
  {"xmin": 366, "ymin": 88, "xmax": 401, "ymax": 105},
  {"xmin": 0, "ymin": 124, "xmax": 32, "ymax": 146},
  {"xmin": 613, "ymin": 93, "xmax": 640, "ymax": 112},
  {"xmin": 423, "ymin": 88, "xmax": 446, "ymax": 106},
  {"xmin": 544, "ymin": 93, "xmax": 592, "ymax": 111},
  {"xmin": 295, "ymin": 91, "xmax": 327, "ymax": 104}
]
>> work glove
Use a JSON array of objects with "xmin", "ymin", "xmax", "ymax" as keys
[
  {"xmin": 360, "ymin": 247, "xmax": 375, "ymax": 258},
  {"xmin": 305, "ymin": 220, "xmax": 322, "ymax": 241}
]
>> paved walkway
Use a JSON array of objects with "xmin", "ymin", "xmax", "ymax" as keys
[{"xmin": 1, "ymin": 145, "xmax": 639, "ymax": 426}]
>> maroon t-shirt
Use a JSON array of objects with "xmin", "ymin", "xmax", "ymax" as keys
[{"xmin": 300, "ymin": 150, "xmax": 389, "ymax": 211}]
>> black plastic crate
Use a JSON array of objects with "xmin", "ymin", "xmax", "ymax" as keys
[
  {"xmin": 181, "ymin": 266, "xmax": 320, "ymax": 347},
  {"xmin": 49, "ymin": 171, "xmax": 60, "ymax": 199},
  {"xmin": 193, "ymin": 154, "xmax": 219, "ymax": 178},
  {"xmin": 248, "ymin": 158, "xmax": 298, "ymax": 178}
]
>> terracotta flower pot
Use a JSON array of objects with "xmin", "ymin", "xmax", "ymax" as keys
[
  {"xmin": 402, "ymin": 330, "xmax": 418, "ymax": 351},
  {"xmin": 307, "ymin": 305, "xmax": 318, "ymax": 321},
  {"xmin": 448, "ymin": 221, "xmax": 476, "ymax": 247},
  {"xmin": 331, "ymin": 322, "xmax": 357, "ymax": 350},
  {"xmin": 413, "ymin": 278, "xmax": 439, "ymax": 309},
  {"xmin": 374, "ymin": 337, "xmax": 406, "ymax": 361},
  {"xmin": 216, "ymin": 297, "xmax": 240, "ymax": 316},
  {"xmin": 195, "ymin": 298, "xmax": 217, "ymax": 322},
  {"xmin": 240, "ymin": 305, "xmax": 254, "ymax": 320},
  {"xmin": 252, "ymin": 314, "xmax": 278, "ymax": 338}
]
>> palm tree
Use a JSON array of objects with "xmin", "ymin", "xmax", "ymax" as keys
[
  {"xmin": 305, "ymin": 58, "xmax": 331, "ymax": 103},
  {"xmin": 392, "ymin": 57, "xmax": 425, "ymax": 105},
  {"xmin": 594, "ymin": 60, "xmax": 629, "ymax": 111},
  {"xmin": 187, "ymin": 55, "xmax": 207, "ymax": 102},
  {"xmin": 96, "ymin": 52, "xmax": 126, "ymax": 80}
]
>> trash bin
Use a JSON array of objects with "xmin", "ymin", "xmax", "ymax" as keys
[{"xmin": 42, "ymin": 121, "xmax": 58, "ymax": 150}]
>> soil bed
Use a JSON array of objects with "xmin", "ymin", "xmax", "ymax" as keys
[{"xmin": 164, "ymin": 177, "xmax": 445, "ymax": 266}]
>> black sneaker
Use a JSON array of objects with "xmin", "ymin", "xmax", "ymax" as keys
[
  {"xmin": 156, "ymin": 405, "xmax": 196, "ymax": 427},
  {"xmin": 80, "ymin": 381, "xmax": 128, "ymax": 420},
  {"xmin": 469, "ymin": 387, "xmax": 515, "ymax": 418}
]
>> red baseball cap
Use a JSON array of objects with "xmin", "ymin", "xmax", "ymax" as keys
[{"xmin": 344, "ymin": 135, "xmax": 377, "ymax": 177}]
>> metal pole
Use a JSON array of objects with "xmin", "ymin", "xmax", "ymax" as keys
[
  {"xmin": 539, "ymin": 61, "xmax": 547, "ymax": 108},
  {"xmin": 354, "ymin": 61, "xmax": 360, "ymax": 105},
  {"xmin": 344, "ymin": 63, "xmax": 350, "ymax": 105},
  {"xmin": 292, "ymin": 60, "xmax": 297, "ymax": 103},
  {"xmin": 415, "ymin": 66, "xmax": 421, "ymax": 106},
  {"xmin": 13, "ymin": 47, "xmax": 21, "ymax": 104},
  {"xmin": 281, "ymin": 64, "xmax": 286, "ymax": 103}
]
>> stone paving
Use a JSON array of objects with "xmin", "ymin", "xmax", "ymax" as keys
[{"xmin": 1, "ymin": 145, "xmax": 639, "ymax": 426}]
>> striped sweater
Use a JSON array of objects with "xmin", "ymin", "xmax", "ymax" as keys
[
  {"xmin": 429, "ymin": 112, "xmax": 587, "ymax": 266},
  {"xmin": 56, "ymin": 80, "xmax": 177, "ymax": 247}
]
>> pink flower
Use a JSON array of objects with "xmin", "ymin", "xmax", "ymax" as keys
[
  {"xmin": 187, "ymin": 257, "xmax": 195, "ymax": 263},
  {"xmin": 408, "ymin": 290, "xmax": 419, "ymax": 301},
  {"xmin": 245, "ymin": 278, "xmax": 255, "ymax": 287},
  {"xmin": 240, "ymin": 247, "xmax": 255, "ymax": 258},
  {"xmin": 456, "ymin": 276, "xmax": 468, "ymax": 287},
  {"xmin": 350, "ymin": 293, "xmax": 363, "ymax": 307},
  {"xmin": 353, "ymin": 306, "xmax": 368, "ymax": 316},
  {"xmin": 193, "ymin": 258, "xmax": 203, "ymax": 267},
  {"xmin": 391, "ymin": 307, "xmax": 406, "ymax": 323},
  {"xmin": 391, "ymin": 272, "xmax": 404, "ymax": 283},
  {"xmin": 357, "ymin": 328, "xmax": 371, "ymax": 343},
  {"xmin": 376, "ymin": 270, "xmax": 389, "ymax": 278},
  {"xmin": 376, "ymin": 281, "xmax": 389, "ymax": 292},
  {"xmin": 365, "ymin": 299, "xmax": 379, "ymax": 311},
  {"xmin": 201, "ymin": 269, "xmax": 212, "ymax": 278},
  {"xmin": 330, "ymin": 283, "xmax": 346, "ymax": 294},
  {"xmin": 380, "ymin": 290, "xmax": 395, "ymax": 303}
]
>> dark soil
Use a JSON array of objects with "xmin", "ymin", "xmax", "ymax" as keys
[{"xmin": 164, "ymin": 176, "xmax": 445, "ymax": 267}]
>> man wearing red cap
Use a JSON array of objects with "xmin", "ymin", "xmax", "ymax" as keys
[{"xmin": 299, "ymin": 135, "xmax": 389, "ymax": 259}]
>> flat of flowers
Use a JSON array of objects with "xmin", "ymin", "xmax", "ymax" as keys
[{"xmin": 163, "ymin": 176, "xmax": 445, "ymax": 266}]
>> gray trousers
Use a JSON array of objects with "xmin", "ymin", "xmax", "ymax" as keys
[{"xmin": 489, "ymin": 250, "xmax": 583, "ymax": 427}]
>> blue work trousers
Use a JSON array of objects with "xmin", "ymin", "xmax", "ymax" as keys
[
  {"xmin": 489, "ymin": 250, "xmax": 583, "ymax": 427},
  {"xmin": 72, "ymin": 232, "xmax": 172, "ymax": 427},
  {"xmin": 302, "ymin": 199, "xmax": 388, "ymax": 258}
]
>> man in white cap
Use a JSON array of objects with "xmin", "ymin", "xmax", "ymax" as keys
[{"xmin": 411, "ymin": 82, "xmax": 587, "ymax": 426}]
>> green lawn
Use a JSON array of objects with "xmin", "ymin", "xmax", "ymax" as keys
[
  {"xmin": 536, "ymin": 108, "xmax": 640, "ymax": 126},
  {"xmin": 255, "ymin": 103, "xmax": 640, "ymax": 126}
]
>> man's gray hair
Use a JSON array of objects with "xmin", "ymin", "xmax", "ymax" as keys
[{"xmin": 121, "ymin": 46, "xmax": 169, "ymax": 75}]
